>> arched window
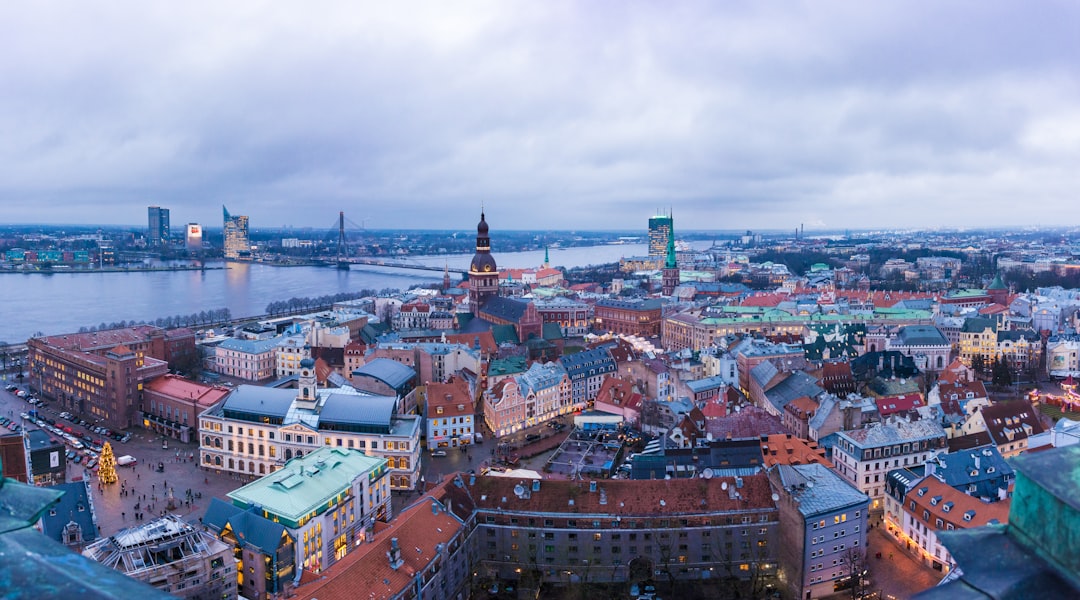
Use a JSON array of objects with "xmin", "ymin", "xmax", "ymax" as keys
[
  {"xmin": 203, "ymin": 454, "xmax": 211, "ymax": 464},
  {"xmin": 215, "ymin": 438, "xmax": 222, "ymax": 448},
  {"xmin": 215, "ymin": 456, "xmax": 222, "ymax": 466},
  {"xmin": 285, "ymin": 448, "xmax": 293, "ymax": 460},
  {"xmin": 937, "ymin": 356, "xmax": 944, "ymax": 369},
  {"xmin": 248, "ymin": 461, "xmax": 255, "ymax": 473},
  {"xmin": 204, "ymin": 435, "xmax": 212, "ymax": 446},
  {"xmin": 259, "ymin": 463, "xmax": 266, "ymax": 474},
  {"xmin": 227, "ymin": 458, "xmax": 234, "ymax": 470}
]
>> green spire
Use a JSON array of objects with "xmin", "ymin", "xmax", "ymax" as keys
[
  {"xmin": 544, "ymin": 246, "xmax": 550, "ymax": 266},
  {"xmin": 664, "ymin": 220, "xmax": 677, "ymax": 269},
  {"xmin": 988, "ymin": 272, "xmax": 1006, "ymax": 290}
]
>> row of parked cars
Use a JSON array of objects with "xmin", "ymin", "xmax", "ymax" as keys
[{"xmin": 58, "ymin": 411, "xmax": 130, "ymax": 444}]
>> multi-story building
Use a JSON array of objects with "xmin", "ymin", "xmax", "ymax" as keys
[
  {"xmin": 292, "ymin": 494, "xmax": 470, "ymax": 600},
  {"xmin": 769, "ymin": 463, "xmax": 869, "ymax": 600},
  {"xmin": 832, "ymin": 419, "xmax": 948, "ymax": 513},
  {"xmin": 426, "ymin": 376, "xmax": 475, "ymax": 450},
  {"xmin": 185, "ymin": 223, "xmax": 202, "ymax": 252},
  {"xmin": 225, "ymin": 447, "xmax": 391, "ymax": 574},
  {"xmin": 275, "ymin": 334, "xmax": 310, "ymax": 378},
  {"xmin": 471, "ymin": 474, "xmax": 779, "ymax": 586},
  {"xmin": 957, "ymin": 318, "xmax": 998, "ymax": 365},
  {"xmin": 83, "ymin": 515, "xmax": 236, "ymax": 600},
  {"xmin": 147, "ymin": 205, "xmax": 170, "ymax": 247},
  {"xmin": 142, "ymin": 374, "xmax": 230, "ymax": 443},
  {"xmin": 29, "ymin": 326, "xmax": 195, "ymax": 429},
  {"xmin": 887, "ymin": 325, "xmax": 952, "ymax": 372},
  {"xmin": 25, "ymin": 429, "xmax": 66, "ymax": 486},
  {"xmin": 211, "ymin": 337, "xmax": 279, "ymax": 382},
  {"xmin": 560, "ymin": 346, "xmax": 616, "ymax": 408},
  {"xmin": 961, "ymin": 400, "xmax": 1046, "ymax": 458},
  {"xmin": 199, "ymin": 359, "xmax": 421, "ymax": 489},
  {"xmin": 995, "ymin": 328, "xmax": 1042, "ymax": 372},
  {"xmin": 484, "ymin": 361, "xmax": 572, "ymax": 436},
  {"xmin": 393, "ymin": 300, "xmax": 432, "ymax": 330},
  {"xmin": 203, "ymin": 499, "xmax": 295, "ymax": 600},
  {"xmin": 535, "ymin": 297, "xmax": 594, "ymax": 338},
  {"xmin": 595, "ymin": 298, "xmax": 664, "ymax": 337},
  {"xmin": 1046, "ymin": 334, "xmax": 1080, "ymax": 377},
  {"xmin": 648, "ymin": 213, "xmax": 673, "ymax": 258},
  {"xmin": 38, "ymin": 480, "xmax": 98, "ymax": 552},
  {"xmin": 896, "ymin": 476, "xmax": 1009, "ymax": 573},
  {"xmin": 223, "ymin": 205, "xmax": 250, "ymax": 259}
]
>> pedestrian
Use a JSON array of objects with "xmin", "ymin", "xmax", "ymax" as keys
[
  {"xmin": 137, "ymin": 473, "xmax": 140, "ymax": 480},
  {"xmin": 121, "ymin": 512, "xmax": 125, "ymax": 520}
]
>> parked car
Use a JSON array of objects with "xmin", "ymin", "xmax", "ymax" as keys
[
  {"xmin": 525, "ymin": 433, "xmax": 541, "ymax": 442},
  {"xmin": 431, "ymin": 450, "xmax": 447, "ymax": 457}
]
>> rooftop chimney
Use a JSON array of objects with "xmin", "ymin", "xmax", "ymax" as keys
[{"xmin": 388, "ymin": 538, "xmax": 404, "ymax": 570}]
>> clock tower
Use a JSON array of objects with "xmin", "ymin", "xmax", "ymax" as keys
[{"xmin": 469, "ymin": 210, "xmax": 499, "ymax": 315}]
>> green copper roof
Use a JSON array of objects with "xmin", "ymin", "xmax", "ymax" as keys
[
  {"xmin": 988, "ymin": 273, "xmax": 1007, "ymax": 290},
  {"xmin": 228, "ymin": 447, "xmax": 386, "ymax": 526}
]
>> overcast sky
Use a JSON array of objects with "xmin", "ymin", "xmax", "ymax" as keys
[{"xmin": 1, "ymin": 1, "xmax": 1077, "ymax": 232}]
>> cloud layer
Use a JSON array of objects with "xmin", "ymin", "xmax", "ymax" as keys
[{"xmin": 1, "ymin": 1, "xmax": 1077, "ymax": 231}]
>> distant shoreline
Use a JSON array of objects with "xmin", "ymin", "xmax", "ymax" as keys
[{"xmin": 0, "ymin": 265, "xmax": 226, "ymax": 274}]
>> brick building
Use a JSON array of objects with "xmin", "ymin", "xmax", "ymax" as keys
[
  {"xmin": 594, "ymin": 298, "xmax": 663, "ymax": 337},
  {"xmin": 142, "ymin": 374, "xmax": 230, "ymax": 443}
]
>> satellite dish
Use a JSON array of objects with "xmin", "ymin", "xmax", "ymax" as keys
[
  {"xmin": 513, "ymin": 484, "xmax": 525, "ymax": 497},
  {"xmin": 721, "ymin": 481, "xmax": 728, "ymax": 490},
  {"xmin": 703, "ymin": 468, "xmax": 714, "ymax": 479},
  {"xmin": 806, "ymin": 481, "xmax": 815, "ymax": 488},
  {"xmin": 771, "ymin": 493, "xmax": 780, "ymax": 502}
]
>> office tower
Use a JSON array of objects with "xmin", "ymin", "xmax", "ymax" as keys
[
  {"xmin": 186, "ymin": 223, "xmax": 203, "ymax": 252},
  {"xmin": 147, "ymin": 206, "xmax": 170, "ymax": 247},
  {"xmin": 223, "ymin": 205, "xmax": 250, "ymax": 259},
  {"xmin": 648, "ymin": 213, "xmax": 672, "ymax": 258}
]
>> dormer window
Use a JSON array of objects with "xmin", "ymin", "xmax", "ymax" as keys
[
  {"xmin": 930, "ymin": 496, "xmax": 941, "ymax": 506},
  {"xmin": 943, "ymin": 502, "xmax": 953, "ymax": 512},
  {"xmin": 917, "ymin": 487, "xmax": 928, "ymax": 497},
  {"xmin": 963, "ymin": 510, "xmax": 975, "ymax": 522}
]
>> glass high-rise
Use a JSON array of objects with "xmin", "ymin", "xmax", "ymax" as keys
[
  {"xmin": 648, "ymin": 214, "xmax": 672, "ymax": 258},
  {"xmin": 148, "ymin": 206, "xmax": 170, "ymax": 247},
  {"xmin": 223, "ymin": 206, "xmax": 250, "ymax": 259}
]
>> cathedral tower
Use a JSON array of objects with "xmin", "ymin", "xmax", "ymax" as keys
[{"xmin": 469, "ymin": 210, "xmax": 499, "ymax": 314}]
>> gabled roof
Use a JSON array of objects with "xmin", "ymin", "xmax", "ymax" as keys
[
  {"xmin": 875, "ymin": 394, "xmax": 925, "ymax": 417},
  {"xmin": 203, "ymin": 497, "xmax": 290, "ymax": 554},
  {"xmin": 38, "ymin": 482, "xmax": 97, "ymax": 546},
  {"xmin": 980, "ymin": 400, "xmax": 1046, "ymax": 445},
  {"xmin": 764, "ymin": 371, "xmax": 824, "ymax": 415}
]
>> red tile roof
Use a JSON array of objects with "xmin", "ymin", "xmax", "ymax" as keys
[
  {"xmin": 468, "ymin": 473, "xmax": 776, "ymax": 515},
  {"xmin": 144, "ymin": 374, "xmax": 229, "ymax": 407},
  {"xmin": 594, "ymin": 377, "xmax": 642, "ymax": 412},
  {"xmin": 875, "ymin": 393, "xmax": 925, "ymax": 417},
  {"xmin": 293, "ymin": 498, "xmax": 465, "ymax": 600},
  {"xmin": 905, "ymin": 476, "xmax": 1009, "ymax": 530}
]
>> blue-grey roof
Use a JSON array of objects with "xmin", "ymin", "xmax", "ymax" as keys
[
  {"xmin": 560, "ymin": 347, "xmax": 616, "ymax": 378},
  {"xmin": 479, "ymin": 296, "xmax": 530, "ymax": 322},
  {"xmin": 925, "ymin": 445, "xmax": 1013, "ymax": 499},
  {"xmin": 317, "ymin": 392, "xmax": 397, "ymax": 428},
  {"xmin": 895, "ymin": 325, "xmax": 949, "ymax": 347},
  {"xmin": 750, "ymin": 360, "xmax": 780, "ymax": 389},
  {"xmin": 764, "ymin": 371, "xmax": 824, "ymax": 414},
  {"xmin": 351, "ymin": 358, "xmax": 415, "ymax": 389},
  {"xmin": 807, "ymin": 394, "xmax": 837, "ymax": 432},
  {"xmin": 219, "ymin": 386, "xmax": 295, "ymax": 420},
  {"xmin": 38, "ymin": 482, "xmax": 97, "ymax": 545},
  {"xmin": 217, "ymin": 337, "xmax": 283, "ymax": 355},
  {"xmin": 518, "ymin": 362, "xmax": 568, "ymax": 396},
  {"xmin": 202, "ymin": 498, "xmax": 290, "ymax": 554},
  {"xmin": 774, "ymin": 463, "xmax": 869, "ymax": 517},
  {"xmin": 685, "ymin": 375, "xmax": 728, "ymax": 394}
]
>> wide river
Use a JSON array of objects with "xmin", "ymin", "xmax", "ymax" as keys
[{"xmin": 1, "ymin": 241, "xmax": 712, "ymax": 343}]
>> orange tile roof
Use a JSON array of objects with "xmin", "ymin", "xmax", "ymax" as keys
[
  {"xmin": 293, "ymin": 498, "xmax": 465, "ymax": 600},
  {"xmin": 905, "ymin": 476, "xmax": 1009, "ymax": 530},
  {"xmin": 760, "ymin": 433, "xmax": 833, "ymax": 468},
  {"xmin": 426, "ymin": 377, "xmax": 473, "ymax": 417}
]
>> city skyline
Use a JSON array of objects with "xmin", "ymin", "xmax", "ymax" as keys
[{"xmin": 1, "ymin": 2, "xmax": 1077, "ymax": 230}]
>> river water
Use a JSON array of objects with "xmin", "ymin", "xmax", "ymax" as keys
[{"xmin": 0, "ymin": 241, "xmax": 712, "ymax": 343}]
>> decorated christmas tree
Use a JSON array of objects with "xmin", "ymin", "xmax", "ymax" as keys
[{"xmin": 98, "ymin": 441, "xmax": 118, "ymax": 485}]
